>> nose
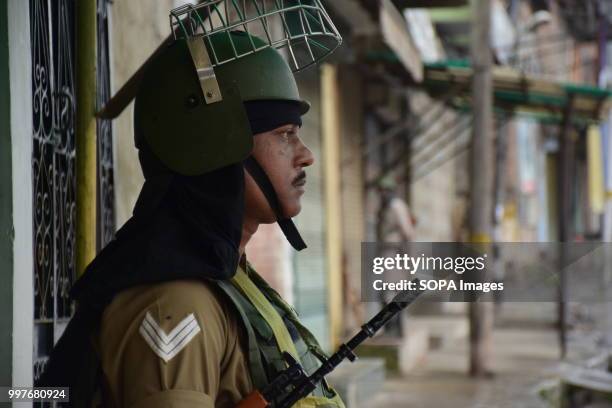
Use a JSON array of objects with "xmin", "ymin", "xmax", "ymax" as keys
[{"xmin": 296, "ymin": 139, "xmax": 314, "ymax": 168}]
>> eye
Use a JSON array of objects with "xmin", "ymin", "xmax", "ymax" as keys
[
  {"xmin": 275, "ymin": 127, "xmax": 299, "ymax": 143},
  {"xmin": 277, "ymin": 130, "xmax": 292, "ymax": 141},
  {"xmin": 285, "ymin": 130, "xmax": 299, "ymax": 141}
]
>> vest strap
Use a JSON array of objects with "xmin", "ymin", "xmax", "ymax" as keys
[
  {"xmin": 247, "ymin": 268, "xmax": 329, "ymax": 360},
  {"xmin": 235, "ymin": 267, "xmax": 334, "ymax": 400},
  {"xmin": 231, "ymin": 269, "xmax": 301, "ymax": 362},
  {"xmin": 221, "ymin": 268, "xmax": 346, "ymax": 408},
  {"xmin": 216, "ymin": 280, "xmax": 269, "ymax": 390}
]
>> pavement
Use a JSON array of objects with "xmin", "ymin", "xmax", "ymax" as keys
[{"xmin": 368, "ymin": 303, "xmax": 563, "ymax": 408}]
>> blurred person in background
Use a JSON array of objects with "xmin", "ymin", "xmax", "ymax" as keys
[
  {"xmin": 375, "ymin": 175, "xmax": 416, "ymax": 336},
  {"xmin": 376, "ymin": 175, "xmax": 416, "ymax": 244}
]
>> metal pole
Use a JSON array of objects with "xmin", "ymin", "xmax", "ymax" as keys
[
  {"xmin": 468, "ymin": 0, "xmax": 494, "ymax": 377},
  {"xmin": 76, "ymin": 0, "xmax": 97, "ymax": 276},
  {"xmin": 557, "ymin": 97, "xmax": 574, "ymax": 359},
  {"xmin": 321, "ymin": 64, "xmax": 344, "ymax": 348}
]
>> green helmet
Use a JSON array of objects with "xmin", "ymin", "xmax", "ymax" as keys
[{"xmin": 135, "ymin": 32, "xmax": 311, "ymax": 176}]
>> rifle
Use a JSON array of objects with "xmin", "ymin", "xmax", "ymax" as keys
[{"xmin": 237, "ymin": 279, "xmax": 424, "ymax": 408}]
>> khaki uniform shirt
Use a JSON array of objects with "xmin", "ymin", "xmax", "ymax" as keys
[{"xmin": 97, "ymin": 279, "xmax": 253, "ymax": 408}]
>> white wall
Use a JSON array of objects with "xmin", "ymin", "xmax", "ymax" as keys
[
  {"xmin": 111, "ymin": 0, "xmax": 177, "ymax": 226},
  {"xmin": 9, "ymin": 0, "xmax": 34, "ymax": 389}
]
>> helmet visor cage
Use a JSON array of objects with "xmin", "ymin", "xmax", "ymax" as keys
[{"xmin": 170, "ymin": 0, "xmax": 342, "ymax": 72}]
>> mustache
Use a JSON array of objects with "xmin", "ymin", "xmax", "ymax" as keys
[{"xmin": 292, "ymin": 171, "xmax": 307, "ymax": 185}]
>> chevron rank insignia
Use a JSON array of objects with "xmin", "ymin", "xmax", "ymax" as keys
[{"xmin": 139, "ymin": 311, "xmax": 201, "ymax": 362}]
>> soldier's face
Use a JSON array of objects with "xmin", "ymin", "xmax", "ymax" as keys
[{"xmin": 244, "ymin": 124, "xmax": 314, "ymax": 223}]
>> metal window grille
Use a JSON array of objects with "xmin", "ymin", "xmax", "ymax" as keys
[
  {"xmin": 97, "ymin": 0, "xmax": 116, "ymax": 248},
  {"xmin": 30, "ymin": 0, "xmax": 115, "ymax": 399}
]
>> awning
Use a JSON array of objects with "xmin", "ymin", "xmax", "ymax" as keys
[
  {"xmin": 335, "ymin": 0, "xmax": 423, "ymax": 82},
  {"xmin": 423, "ymin": 61, "xmax": 612, "ymax": 124},
  {"xmin": 379, "ymin": 0, "xmax": 423, "ymax": 82}
]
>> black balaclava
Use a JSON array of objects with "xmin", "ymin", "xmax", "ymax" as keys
[
  {"xmin": 244, "ymin": 100, "xmax": 302, "ymax": 134},
  {"xmin": 69, "ymin": 141, "xmax": 245, "ymax": 310}
]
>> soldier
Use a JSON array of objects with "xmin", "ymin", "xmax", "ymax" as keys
[{"xmin": 39, "ymin": 4, "xmax": 345, "ymax": 408}]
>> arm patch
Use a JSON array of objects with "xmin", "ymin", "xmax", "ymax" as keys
[{"xmin": 139, "ymin": 311, "xmax": 202, "ymax": 362}]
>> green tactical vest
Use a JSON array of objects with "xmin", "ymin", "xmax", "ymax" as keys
[{"xmin": 216, "ymin": 264, "xmax": 345, "ymax": 408}]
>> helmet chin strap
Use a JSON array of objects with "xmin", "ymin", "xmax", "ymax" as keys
[{"xmin": 243, "ymin": 156, "xmax": 307, "ymax": 251}]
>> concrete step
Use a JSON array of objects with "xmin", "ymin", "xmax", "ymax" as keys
[
  {"xmin": 349, "ymin": 316, "xmax": 467, "ymax": 379},
  {"xmin": 496, "ymin": 302, "xmax": 557, "ymax": 326},
  {"xmin": 406, "ymin": 315, "xmax": 468, "ymax": 350},
  {"xmin": 326, "ymin": 358, "xmax": 386, "ymax": 408},
  {"xmin": 355, "ymin": 326, "xmax": 429, "ymax": 375}
]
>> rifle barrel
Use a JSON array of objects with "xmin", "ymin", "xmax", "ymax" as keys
[{"xmin": 278, "ymin": 279, "xmax": 423, "ymax": 407}]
